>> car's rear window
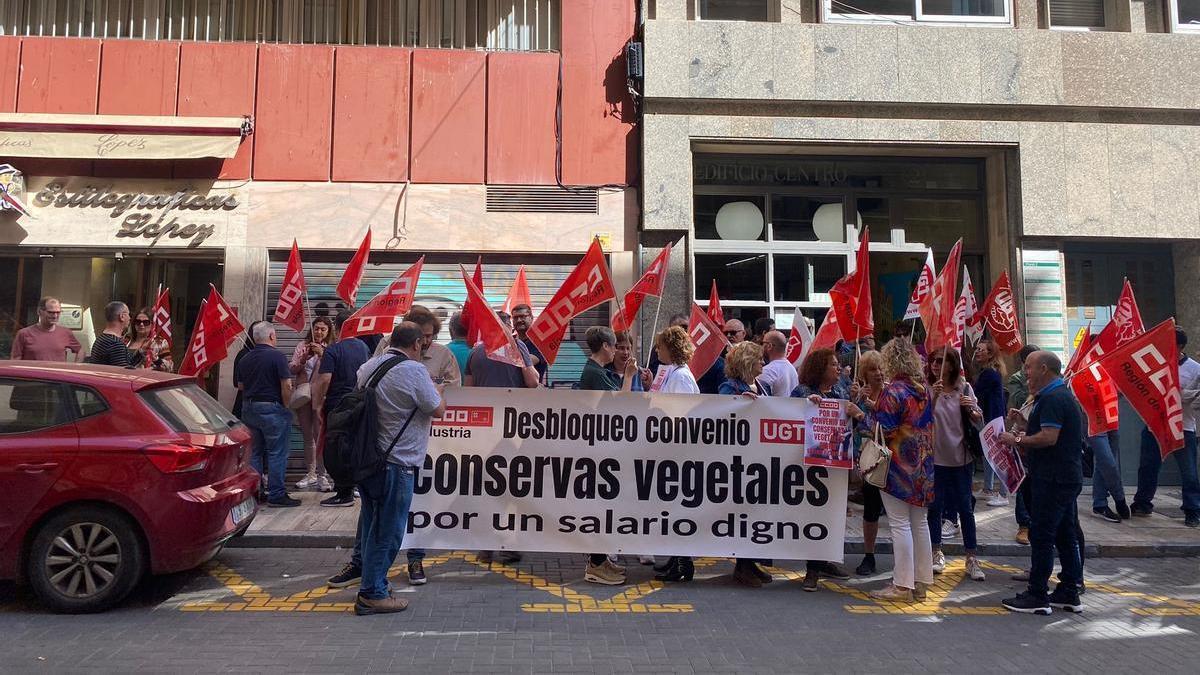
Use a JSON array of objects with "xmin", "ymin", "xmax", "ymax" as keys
[{"xmin": 141, "ymin": 383, "xmax": 241, "ymax": 434}]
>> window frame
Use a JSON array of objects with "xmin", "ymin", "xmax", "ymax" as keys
[
  {"xmin": 69, "ymin": 385, "xmax": 110, "ymax": 422},
  {"xmin": 695, "ymin": 0, "xmax": 781, "ymax": 22},
  {"xmin": 821, "ymin": 0, "xmax": 1013, "ymax": 26},
  {"xmin": 0, "ymin": 378, "xmax": 76, "ymax": 436},
  {"xmin": 1170, "ymin": 0, "xmax": 1200, "ymax": 33},
  {"xmin": 1043, "ymin": 0, "xmax": 1114, "ymax": 31}
]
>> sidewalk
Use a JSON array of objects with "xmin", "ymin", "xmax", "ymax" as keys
[{"xmin": 234, "ymin": 486, "xmax": 1200, "ymax": 557}]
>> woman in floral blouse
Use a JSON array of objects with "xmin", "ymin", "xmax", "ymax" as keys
[{"xmin": 867, "ymin": 338, "xmax": 936, "ymax": 603}]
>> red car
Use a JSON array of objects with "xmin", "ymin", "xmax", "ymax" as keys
[{"xmin": 0, "ymin": 362, "xmax": 259, "ymax": 613}]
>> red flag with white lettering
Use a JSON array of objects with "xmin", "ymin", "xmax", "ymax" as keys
[
  {"xmin": 785, "ymin": 314, "xmax": 814, "ymax": 365},
  {"xmin": 1096, "ymin": 319, "xmax": 1185, "ymax": 458},
  {"xmin": 811, "ymin": 309, "xmax": 841, "ymax": 353},
  {"xmin": 707, "ymin": 280, "xmax": 724, "ymax": 326},
  {"xmin": 922, "ymin": 240, "xmax": 961, "ymax": 352},
  {"xmin": 952, "ymin": 266, "xmax": 981, "ymax": 349},
  {"xmin": 977, "ymin": 270, "xmax": 1023, "ymax": 354},
  {"xmin": 687, "ymin": 302, "xmax": 729, "ymax": 379},
  {"xmin": 613, "ymin": 242, "xmax": 673, "ymax": 332},
  {"xmin": 527, "ymin": 239, "xmax": 616, "ymax": 367},
  {"xmin": 904, "ymin": 249, "xmax": 936, "ymax": 321},
  {"xmin": 150, "ymin": 286, "xmax": 172, "ymax": 348},
  {"xmin": 1071, "ymin": 362, "xmax": 1121, "ymax": 437},
  {"xmin": 1080, "ymin": 279, "xmax": 1145, "ymax": 369},
  {"xmin": 463, "ymin": 266, "xmax": 525, "ymax": 367},
  {"xmin": 273, "ymin": 240, "xmax": 308, "ymax": 333},
  {"xmin": 338, "ymin": 257, "xmax": 424, "ymax": 340},
  {"xmin": 502, "ymin": 265, "xmax": 532, "ymax": 315},
  {"xmin": 178, "ymin": 286, "xmax": 245, "ymax": 377},
  {"xmin": 336, "ymin": 230, "xmax": 371, "ymax": 307}
]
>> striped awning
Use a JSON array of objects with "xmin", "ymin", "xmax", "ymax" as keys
[{"xmin": 0, "ymin": 113, "xmax": 251, "ymax": 160}]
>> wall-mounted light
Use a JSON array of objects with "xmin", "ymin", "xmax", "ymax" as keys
[
  {"xmin": 715, "ymin": 201, "xmax": 764, "ymax": 241},
  {"xmin": 812, "ymin": 203, "xmax": 862, "ymax": 243}
]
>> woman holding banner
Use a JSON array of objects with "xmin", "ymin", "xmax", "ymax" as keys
[
  {"xmin": 652, "ymin": 326, "xmax": 700, "ymax": 583},
  {"xmin": 974, "ymin": 338, "xmax": 1009, "ymax": 507},
  {"xmin": 925, "ymin": 347, "xmax": 987, "ymax": 582},
  {"xmin": 868, "ymin": 339, "xmax": 935, "ymax": 603}
]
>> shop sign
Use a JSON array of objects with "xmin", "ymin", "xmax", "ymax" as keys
[{"xmin": 0, "ymin": 164, "xmax": 31, "ymax": 216}]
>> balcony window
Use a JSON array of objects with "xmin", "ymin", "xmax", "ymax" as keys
[
  {"xmin": 698, "ymin": 0, "xmax": 774, "ymax": 21},
  {"xmin": 1046, "ymin": 0, "xmax": 1106, "ymax": 28},
  {"xmin": 825, "ymin": 0, "xmax": 1011, "ymax": 24},
  {"xmin": 0, "ymin": 0, "xmax": 560, "ymax": 50},
  {"xmin": 1171, "ymin": 0, "xmax": 1200, "ymax": 33}
]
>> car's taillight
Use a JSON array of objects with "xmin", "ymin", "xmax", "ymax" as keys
[{"xmin": 142, "ymin": 443, "xmax": 210, "ymax": 474}]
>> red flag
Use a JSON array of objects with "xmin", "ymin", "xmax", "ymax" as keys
[
  {"xmin": 785, "ymin": 314, "xmax": 814, "ymax": 365},
  {"xmin": 829, "ymin": 228, "xmax": 873, "ymax": 342},
  {"xmin": 1081, "ymin": 279, "xmax": 1145, "ymax": 369},
  {"xmin": 1066, "ymin": 324, "xmax": 1094, "ymax": 377},
  {"xmin": 150, "ymin": 286, "xmax": 172, "ymax": 348},
  {"xmin": 178, "ymin": 286, "xmax": 245, "ymax": 377},
  {"xmin": 904, "ymin": 249, "xmax": 936, "ymax": 321},
  {"xmin": 952, "ymin": 266, "xmax": 981, "ymax": 349},
  {"xmin": 527, "ymin": 239, "xmax": 616, "ymax": 367},
  {"xmin": 707, "ymin": 280, "xmax": 724, "ymax": 325},
  {"xmin": 464, "ymin": 257, "xmax": 485, "ymax": 345},
  {"xmin": 502, "ymin": 265, "xmax": 532, "ymax": 315},
  {"xmin": 463, "ymin": 266, "xmax": 525, "ymax": 367},
  {"xmin": 687, "ymin": 302, "xmax": 729, "ymax": 378},
  {"xmin": 336, "ymin": 230, "xmax": 372, "ymax": 307},
  {"xmin": 811, "ymin": 309, "xmax": 841, "ymax": 353},
  {"xmin": 273, "ymin": 240, "xmax": 308, "ymax": 333},
  {"xmin": 977, "ymin": 270, "xmax": 1024, "ymax": 355},
  {"xmin": 339, "ymin": 257, "xmax": 424, "ymax": 340},
  {"xmin": 1071, "ymin": 362, "xmax": 1120, "ymax": 437},
  {"xmin": 922, "ymin": 240, "xmax": 962, "ymax": 352},
  {"xmin": 1095, "ymin": 319, "xmax": 1185, "ymax": 458},
  {"xmin": 613, "ymin": 242, "xmax": 673, "ymax": 332}
]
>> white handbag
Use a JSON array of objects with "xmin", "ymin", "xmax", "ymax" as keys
[{"xmin": 857, "ymin": 424, "xmax": 891, "ymax": 489}]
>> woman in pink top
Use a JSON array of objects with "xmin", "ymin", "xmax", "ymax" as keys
[{"xmin": 291, "ymin": 317, "xmax": 333, "ymax": 492}]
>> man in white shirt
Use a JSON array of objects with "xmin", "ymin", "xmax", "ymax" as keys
[
  {"xmin": 758, "ymin": 330, "xmax": 798, "ymax": 397},
  {"xmin": 1131, "ymin": 327, "xmax": 1200, "ymax": 527}
]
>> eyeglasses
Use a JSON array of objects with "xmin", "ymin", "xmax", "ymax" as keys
[{"xmin": 134, "ymin": 319, "xmax": 152, "ymax": 326}]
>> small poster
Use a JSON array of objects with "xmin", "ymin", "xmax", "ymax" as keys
[
  {"xmin": 980, "ymin": 417, "xmax": 1026, "ymax": 494},
  {"xmin": 804, "ymin": 399, "xmax": 854, "ymax": 469}
]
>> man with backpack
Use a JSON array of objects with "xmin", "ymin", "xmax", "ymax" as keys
[
  {"xmin": 340, "ymin": 322, "xmax": 445, "ymax": 616},
  {"xmin": 315, "ymin": 310, "xmax": 372, "ymax": 508}
]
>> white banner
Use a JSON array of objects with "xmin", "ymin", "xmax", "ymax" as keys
[{"xmin": 403, "ymin": 388, "xmax": 849, "ymax": 561}]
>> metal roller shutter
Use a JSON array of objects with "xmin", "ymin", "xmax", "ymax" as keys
[{"xmin": 1047, "ymin": 0, "xmax": 1105, "ymax": 28}]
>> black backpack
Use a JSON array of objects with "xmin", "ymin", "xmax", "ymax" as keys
[{"xmin": 323, "ymin": 354, "xmax": 410, "ymax": 485}]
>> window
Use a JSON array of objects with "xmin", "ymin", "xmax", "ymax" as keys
[
  {"xmin": 825, "ymin": 0, "xmax": 1011, "ymax": 24},
  {"xmin": 1171, "ymin": 0, "xmax": 1200, "ymax": 33},
  {"xmin": 0, "ymin": 380, "xmax": 71, "ymax": 434},
  {"xmin": 1047, "ymin": 0, "xmax": 1106, "ymax": 29},
  {"xmin": 0, "ymin": 0, "xmax": 560, "ymax": 50},
  {"xmin": 698, "ymin": 0, "xmax": 773, "ymax": 21},
  {"xmin": 72, "ymin": 386, "xmax": 109, "ymax": 419},
  {"xmin": 141, "ymin": 383, "xmax": 241, "ymax": 435}
]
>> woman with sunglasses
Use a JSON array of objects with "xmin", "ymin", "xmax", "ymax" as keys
[{"xmin": 125, "ymin": 307, "xmax": 173, "ymax": 372}]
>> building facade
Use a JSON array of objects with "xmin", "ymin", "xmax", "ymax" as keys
[{"xmin": 639, "ymin": 0, "xmax": 1200, "ymax": 480}]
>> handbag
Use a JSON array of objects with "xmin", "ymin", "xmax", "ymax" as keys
[
  {"xmin": 962, "ymin": 406, "xmax": 984, "ymax": 464},
  {"xmin": 857, "ymin": 423, "xmax": 891, "ymax": 489},
  {"xmin": 289, "ymin": 382, "xmax": 312, "ymax": 410}
]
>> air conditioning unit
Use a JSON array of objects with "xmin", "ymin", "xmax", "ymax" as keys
[{"xmin": 625, "ymin": 42, "xmax": 644, "ymax": 81}]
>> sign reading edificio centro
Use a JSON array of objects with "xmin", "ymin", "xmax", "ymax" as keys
[{"xmin": 404, "ymin": 388, "xmax": 850, "ymax": 561}]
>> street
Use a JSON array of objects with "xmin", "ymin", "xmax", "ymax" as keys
[{"xmin": 3, "ymin": 549, "xmax": 1199, "ymax": 673}]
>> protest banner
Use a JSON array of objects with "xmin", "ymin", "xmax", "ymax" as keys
[
  {"xmin": 979, "ymin": 417, "xmax": 1026, "ymax": 494},
  {"xmin": 803, "ymin": 399, "xmax": 853, "ymax": 470},
  {"xmin": 403, "ymin": 388, "xmax": 850, "ymax": 561}
]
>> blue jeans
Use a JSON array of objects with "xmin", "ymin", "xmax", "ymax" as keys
[
  {"xmin": 1015, "ymin": 479, "xmax": 1032, "ymax": 528},
  {"xmin": 1134, "ymin": 428, "xmax": 1200, "ymax": 517},
  {"xmin": 1089, "ymin": 430, "xmax": 1126, "ymax": 510},
  {"xmin": 928, "ymin": 463, "xmax": 977, "ymax": 550},
  {"xmin": 1027, "ymin": 479, "xmax": 1083, "ymax": 599},
  {"xmin": 357, "ymin": 464, "xmax": 415, "ymax": 600},
  {"xmin": 243, "ymin": 401, "xmax": 293, "ymax": 501}
]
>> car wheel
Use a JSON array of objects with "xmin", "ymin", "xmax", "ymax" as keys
[{"xmin": 26, "ymin": 507, "xmax": 146, "ymax": 614}]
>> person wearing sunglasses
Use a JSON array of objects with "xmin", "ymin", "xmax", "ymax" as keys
[
  {"xmin": 125, "ymin": 307, "xmax": 173, "ymax": 372},
  {"xmin": 9, "ymin": 296, "xmax": 82, "ymax": 362}
]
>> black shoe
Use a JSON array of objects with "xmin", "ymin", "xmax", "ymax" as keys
[
  {"xmin": 1130, "ymin": 503, "xmax": 1153, "ymax": 518},
  {"xmin": 267, "ymin": 495, "xmax": 301, "ymax": 508},
  {"xmin": 477, "ymin": 550, "xmax": 493, "ymax": 564},
  {"xmin": 816, "ymin": 561, "xmax": 851, "ymax": 580},
  {"xmin": 855, "ymin": 555, "xmax": 877, "ymax": 576},
  {"xmin": 801, "ymin": 571, "xmax": 819, "ymax": 592},
  {"xmin": 327, "ymin": 563, "xmax": 362, "ymax": 588},
  {"xmin": 496, "ymin": 551, "xmax": 522, "ymax": 564},
  {"xmin": 654, "ymin": 557, "xmax": 679, "ymax": 581},
  {"xmin": 1093, "ymin": 506, "xmax": 1121, "ymax": 523},
  {"xmin": 653, "ymin": 558, "xmax": 673, "ymax": 573},
  {"xmin": 1048, "ymin": 586, "xmax": 1084, "ymax": 613},
  {"xmin": 408, "ymin": 560, "xmax": 427, "ymax": 586},
  {"xmin": 320, "ymin": 494, "xmax": 355, "ymax": 507},
  {"xmin": 1186, "ymin": 514, "xmax": 1200, "ymax": 528},
  {"xmin": 656, "ymin": 557, "xmax": 694, "ymax": 582},
  {"xmin": 1002, "ymin": 591, "xmax": 1051, "ymax": 615},
  {"xmin": 1115, "ymin": 500, "xmax": 1131, "ymax": 520},
  {"xmin": 750, "ymin": 562, "xmax": 774, "ymax": 584}
]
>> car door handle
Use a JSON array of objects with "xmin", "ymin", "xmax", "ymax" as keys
[{"xmin": 17, "ymin": 462, "xmax": 59, "ymax": 473}]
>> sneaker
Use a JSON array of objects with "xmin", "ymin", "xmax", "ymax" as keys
[
  {"xmin": 913, "ymin": 582, "xmax": 928, "ymax": 601},
  {"xmin": 1130, "ymin": 504, "xmax": 1153, "ymax": 518},
  {"xmin": 869, "ymin": 584, "xmax": 913, "ymax": 603},
  {"xmin": 1186, "ymin": 514, "xmax": 1200, "ymax": 528},
  {"xmin": 801, "ymin": 571, "xmax": 820, "ymax": 592},
  {"xmin": 1002, "ymin": 591, "xmax": 1051, "ymax": 615},
  {"xmin": 750, "ymin": 563, "xmax": 774, "ymax": 584},
  {"xmin": 327, "ymin": 563, "xmax": 362, "ymax": 588},
  {"xmin": 987, "ymin": 493, "xmax": 1008, "ymax": 507},
  {"xmin": 966, "ymin": 556, "xmax": 985, "ymax": 581},
  {"xmin": 316, "ymin": 474, "xmax": 334, "ymax": 493},
  {"xmin": 816, "ymin": 561, "xmax": 851, "ymax": 580},
  {"xmin": 320, "ymin": 494, "xmax": 356, "ymax": 508},
  {"xmin": 638, "ymin": 555, "xmax": 656, "ymax": 565},
  {"xmin": 408, "ymin": 561, "xmax": 427, "ymax": 586},
  {"xmin": 1048, "ymin": 586, "xmax": 1084, "ymax": 613},
  {"xmin": 1015, "ymin": 526, "xmax": 1030, "ymax": 545},
  {"xmin": 585, "ymin": 560, "xmax": 626, "ymax": 586},
  {"xmin": 1115, "ymin": 500, "xmax": 1131, "ymax": 520},
  {"xmin": 496, "ymin": 550, "xmax": 523, "ymax": 564},
  {"xmin": 295, "ymin": 471, "xmax": 319, "ymax": 490},
  {"xmin": 855, "ymin": 555, "xmax": 877, "ymax": 576},
  {"xmin": 354, "ymin": 593, "xmax": 409, "ymax": 616},
  {"xmin": 732, "ymin": 564, "xmax": 763, "ymax": 588},
  {"xmin": 931, "ymin": 549, "xmax": 946, "ymax": 574},
  {"xmin": 267, "ymin": 495, "xmax": 301, "ymax": 508},
  {"xmin": 940, "ymin": 521, "xmax": 960, "ymax": 540},
  {"xmin": 1093, "ymin": 506, "xmax": 1121, "ymax": 523}
]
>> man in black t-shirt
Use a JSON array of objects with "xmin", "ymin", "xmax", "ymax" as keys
[
  {"xmin": 511, "ymin": 304, "xmax": 547, "ymax": 385},
  {"xmin": 998, "ymin": 351, "xmax": 1084, "ymax": 616},
  {"xmin": 235, "ymin": 322, "xmax": 298, "ymax": 508},
  {"xmin": 86, "ymin": 301, "xmax": 135, "ymax": 368},
  {"xmin": 313, "ymin": 310, "xmax": 372, "ymax": 507}
]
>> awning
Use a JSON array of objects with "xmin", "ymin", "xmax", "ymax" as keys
[{"xmin": 0, "ymin": 113, "xmax": 251, "ymax": 160}]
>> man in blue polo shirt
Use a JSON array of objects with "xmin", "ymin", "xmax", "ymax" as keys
[
  {"xmin": 314, "ymin": 309, "xmax": 372, "ymax": 508},
  {"xmin": 235, "ymin": 322, "xmax": 298, "ymax": 508},
  {"xmin": 998, "ymin": 351, "xmax": 1084, "ymax": 615}
]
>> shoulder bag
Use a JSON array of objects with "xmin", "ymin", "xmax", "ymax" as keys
[{"xmin": 857, "ymin": 423, "xmax": 891, "ymax": 489}]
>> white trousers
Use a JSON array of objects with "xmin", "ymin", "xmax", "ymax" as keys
[{"xmin": 880, "ymin": 492, "xmax": 934, "ymax": 590}]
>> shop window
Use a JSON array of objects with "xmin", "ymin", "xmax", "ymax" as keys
[
  {"xmin": 698, "ymin": 0, "xmax": 774, "ymax": 21},
  {"xmin": 825, "ymin": 0, "xmax": 1011, "ymax": 23},
  {"xmin": 771, "ymin": 196, "xmax": 844, "ymax": 242},
  {"xmin": 1171, "ymin": 0, "xmax": 1200, "ymax": 33},
  {"xmin": 1046, "ymin": 0, "xmax": 1106, "ymax": 29},
  {"xmin": 695, "ymin": 195, "xmax": 767, "ymax": 242},
  {"xmin": 695, "ymin": 253, "xmax": 769, "ymax": 302}
]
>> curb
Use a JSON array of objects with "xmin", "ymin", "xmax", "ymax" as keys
[{"xmin": 229, "ymin": 532, "xmax": 1200, "ymax": 558}]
